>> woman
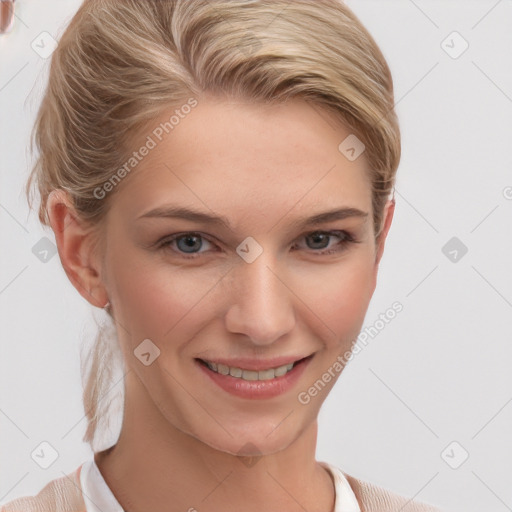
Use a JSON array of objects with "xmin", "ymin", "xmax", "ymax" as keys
[{"xmin": 1, "ymin": 0, "xmax": 442, "ymax": 511}]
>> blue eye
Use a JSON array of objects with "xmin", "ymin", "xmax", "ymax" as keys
[
  {"xmin": 157, "ymin": 230, "xmax": 360, "ymax": 260},
  {"xmin": 297, "ymin": 230, "xmax": 359, "ymax": 255},
  {"xmin": 158, "ymin": 232, "xmax": 214, "ymax": 258}
]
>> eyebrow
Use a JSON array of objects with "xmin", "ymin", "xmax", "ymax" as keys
[{"xmin": 137, "ymin": 205, "xmax": 369, "ymax": 231}]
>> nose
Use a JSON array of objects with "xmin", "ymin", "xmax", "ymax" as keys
[{"xmin": 224, "ymin": 252, "xmax": 296, "ymax": 345}]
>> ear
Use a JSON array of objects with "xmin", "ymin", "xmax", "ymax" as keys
[
  {"xmin": 374, "ymin": 198, "xmax": 395, "ymax": 267},
  {"xmin": 46, "ymin": 189, "xmax": 108, "ymax": 308},
  {"xmin": 371, "ymin": 198, "xmax": 395, "ymax": 290}
]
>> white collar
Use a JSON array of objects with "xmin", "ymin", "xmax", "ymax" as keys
[{"xmin": 80, "ymin": 458, "xmax": 360, "ymax": 512}]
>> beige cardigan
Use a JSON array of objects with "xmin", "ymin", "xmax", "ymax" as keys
[{"xmin": 0, "ymin": 464, "xmax": 442, "ymax": 512}]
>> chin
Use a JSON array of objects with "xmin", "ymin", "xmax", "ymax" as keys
[{"xmin": 187, "ymin": 420, "xmax": 304, "ymax": 458}]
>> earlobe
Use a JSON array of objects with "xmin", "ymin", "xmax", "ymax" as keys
[{"xmin": 46, "ymin": 189, "xmax": 108, "ymax": 309}]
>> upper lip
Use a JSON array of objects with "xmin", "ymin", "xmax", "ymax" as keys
[{"xmin": 196, "ymin": 354, "xmax": 313, "ymax": 371}]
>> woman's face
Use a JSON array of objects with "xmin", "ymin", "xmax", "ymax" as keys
[{"xmin": 97, "ymin": 95, "xmax": 393, "ymax": 456}]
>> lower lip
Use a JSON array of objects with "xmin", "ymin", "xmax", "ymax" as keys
[{"xmin": 196, "ymin": 356, "xmax": 313, "ymax": 399}]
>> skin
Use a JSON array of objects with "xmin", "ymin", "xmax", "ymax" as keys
[{"xmin": 47, "ymin": 94, "xmax": 394, "ymax": 512}]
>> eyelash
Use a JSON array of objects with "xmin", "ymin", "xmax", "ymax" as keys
[{"xmin": 156, "ymin": 230, "xmax": 361, "ymax": 260}]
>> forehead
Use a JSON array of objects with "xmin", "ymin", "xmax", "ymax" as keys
[{"xmin": 112, "ymin": 95, "xmax": 372, "ymax": 222}]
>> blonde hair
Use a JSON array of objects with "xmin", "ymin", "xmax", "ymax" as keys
[{"xmin": 26, "ymin": 0, "xmax": 401, "ymax": 451}]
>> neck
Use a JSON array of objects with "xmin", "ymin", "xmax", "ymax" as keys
[{"xmin": 94, "ymin": 371, "xmax": 335, "ymax": 512}]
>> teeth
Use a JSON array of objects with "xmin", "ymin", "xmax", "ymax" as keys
[
  {"xmin": 244, "ymin": 370, "xmax": 260, "ymax": 381},
  {"xmin": 229, "ymin": 366, "xmax": 242, "ymax": 378},
  {"xmin": 203, "ymin": 360, "xmax": 297, "ymax": 381},
  {"xmin": 258, "ymin": 369, "xmax": 274, "ymax": 380},
  {"xmin": 274, "ymin": 365, "xmax": 289, "ymax": 377},
  {"xmin": 216, "ymin": 364, "xmax": 229, "ymax": 375}
]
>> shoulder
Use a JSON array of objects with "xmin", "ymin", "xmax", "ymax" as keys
[
  {"xmin": 330, "ymin": 465, "xmax": 443, "ymax": 512},
  {"xmin": 0, "ymin": 465, "xmax": 86, "ymax": 512}
]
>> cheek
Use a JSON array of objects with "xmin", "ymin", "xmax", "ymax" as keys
[
  {"xmin": 109, "ymin": 249, "xmax": 222, "ymax": 343},
  {"xmin": 293, "ymin": 259, "xmax": 375, "ymax": 346}
]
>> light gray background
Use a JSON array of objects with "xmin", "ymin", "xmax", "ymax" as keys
[{"xmin": 1, "ymin": 1, "xmax": 511, "ymax": 511}]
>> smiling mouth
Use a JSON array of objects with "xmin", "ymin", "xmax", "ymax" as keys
[{"xmin": 196, "ymin": 355, "xmax": 313, "ymax": 381}]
